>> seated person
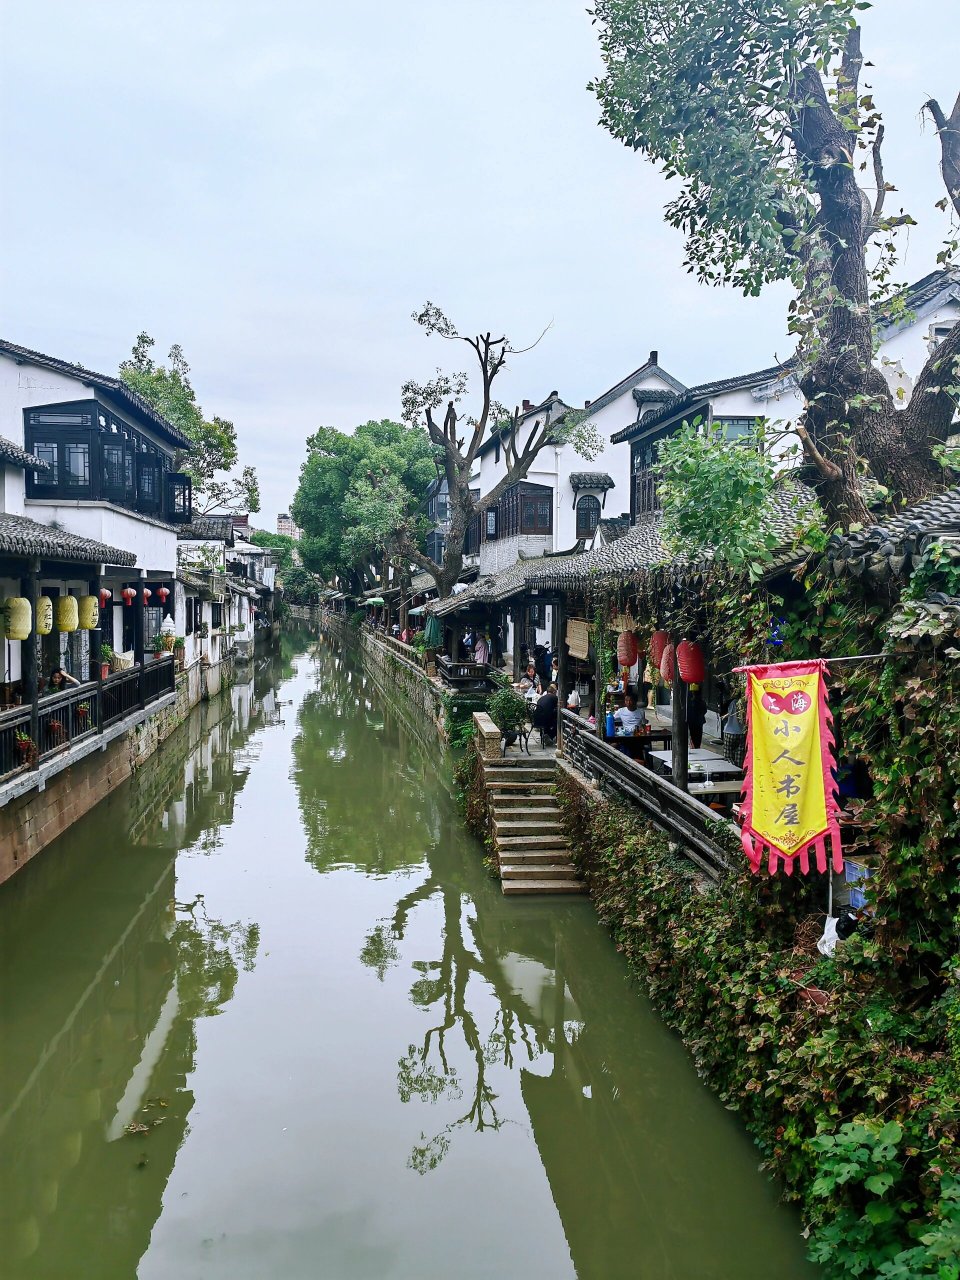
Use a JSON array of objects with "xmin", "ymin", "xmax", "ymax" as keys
[
  {"xmin": 516, "ymin": 663, "xmax": 541, "ymax": 698},
  {"xmin": 44, "ymin": 667, "xmax": 80, "ymax": 693},
  {"xmin": 613, "ymin": 691, "xmax": 646, "ymax": 736},
  {"xmin": 565, "ymin": 685, "xmax": 581, "ymax": 713},
  {"xmin": 532, "ymin": 683, "xmax": 559, "ymax": 740}
]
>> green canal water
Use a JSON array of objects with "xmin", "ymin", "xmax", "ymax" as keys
[{"xmin": 0, "ymin": 629, "xmax": 818, "ymax": 1279}]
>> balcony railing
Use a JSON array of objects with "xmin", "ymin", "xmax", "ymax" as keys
[{"xmin": 0, "ymin": 656, "xmax": 176, "ymax": 786}]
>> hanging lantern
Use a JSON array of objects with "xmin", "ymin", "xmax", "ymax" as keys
[
  {"xmin": 78, "ymin": 596, "xmax": 99, "ymax": 630},
  {"xmin": 141, "ymin": 587, "xmax": 152, "ymax": 606},
  {"xmin": 616, "ymin": 630, "xmax": 639, "ymax": 668},
  {"xmin": 98, "ymin": 588, "xmax": 112, "ymax": 611},
  {"xmin": 121, "ymin": 588, "xmax": 137, "ymax": 606},
  {"xmin": 676, "ymin": 639, "xmax": 706, "ymax": 684},
  {"xmin": 4, "ymin": 597, "xmax": 32, "ymax": 641},
  {"xmin": 659, "ymin": 641, "xmax": 677, "ymax": 683},
  {"xmin": 55, "ymin": 595, "xmax": 79, "ymax": 633},
  {"xmin": 649, "ymin": 629, "xmax": 669, "ymax": 669},
  {"xmin": 36, "ymin": 596, "xmax": 53, "ymax": 635},
  {"xmin": 155, "ymin": 586, "xmax": 170, "ymax": 609}
]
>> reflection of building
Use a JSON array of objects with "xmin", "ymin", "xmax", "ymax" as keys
[{"xmin": 0, "ymin": 669, "xmax": 268, "ymax": 1276}]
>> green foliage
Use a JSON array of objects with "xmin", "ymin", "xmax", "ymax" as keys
[
  {"xmin": 249, "ymin": 530, "xmax": 296, "ymax": 574},
  {"xmin": 120, "ymin": 333, "xmax": 260, "ymax": 514},
  {"xmin": 655, "ymin": 419, "xmax": 816, "ymax": 579},
  {"xmin": 292, "ymin": 420, "xmax": 436, "ymax": 582},
  {"xmin": 280, "ymin": 565, "xmax": 322, "ymax": 607},
  {"xmin": 486, "ymin": 682, "xmax": 528, "ymax": 735},
  {"xmin": 441, "ymin": 690, "xmax": 490, "ymax": 750},
  {"xmin": 589, "ymin": 0, "xmax": 861, "ymax": 295}
]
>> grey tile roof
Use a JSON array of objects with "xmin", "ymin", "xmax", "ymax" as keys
[
  {"xmin": 0, "ymin": 338, "xmax": 193, "ymax": 450},
  {"xmin": 177, "ymin": 515, "xmax": 235, "ymax": 544},
  {"xmin": 611, "ymin": 362, "xmax": 797, "ymax": 445},
  {"xmin": 0, "ymin": 436, "xmax": 53, "ymax": 472},
  {"xmin": 569, "ymin": 472, "xmax": 615, "ymax": 490},
  {"xmin": 826, "ymin": 485, "xmax": 960, "ymax": 583},
  {"xmin": 581, "ymin": 358, "xmax": 687, "ymax": 420},
  {"xmin": 0, "ymin": 513, "xmax": 135, "ymax": 566},
  {"xmin": 877, "ymin": 268, "xmax": 960, "ymax": 328},
  {"xmin": 597, "ymin": 514, "xmax": 632, "ymax": 543}
]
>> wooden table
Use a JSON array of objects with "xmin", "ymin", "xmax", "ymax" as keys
[{"xmin": 603, "ymin": 728, "xmax": 673, "ymax": 761}]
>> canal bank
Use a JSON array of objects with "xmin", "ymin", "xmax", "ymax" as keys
[{"xmin": 0, "ymin": 628, "xmax": 815, "ymax": 1279}]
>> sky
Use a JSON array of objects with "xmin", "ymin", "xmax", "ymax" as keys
[{"xmin": 1, "ymin": 1, "xmax": 958, "ymax": 527}]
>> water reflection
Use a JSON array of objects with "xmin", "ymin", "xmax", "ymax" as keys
[{"xmin": 0, "ymin": 640, "xmax": 298, "ymax": 1276}]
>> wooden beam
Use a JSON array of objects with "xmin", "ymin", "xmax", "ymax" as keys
[{"xmin": 671, "ymin": 656, "xmax": 688, "ymax": 792}]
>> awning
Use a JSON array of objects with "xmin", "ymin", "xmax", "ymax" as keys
[
  {"xmin": 366, "ymin": 596, "xmax": 385, "ymax": 606},
  {"xmin": 408, "ymin": 605, "xmax": 426, "ymax": 616}
]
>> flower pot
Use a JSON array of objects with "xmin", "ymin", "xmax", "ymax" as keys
[
  {"xmin": 100, "ymin": 663, "xmax": 110, "ymax": 680},
  {"xmin": 15, "ymin": 739, "xmax": 32, "ymax": 756}
]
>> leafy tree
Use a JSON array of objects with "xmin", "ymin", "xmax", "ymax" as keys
[
  {"xmin": 655, "ymin": 419, "xmax": 819, "ymax": 578},
  {"xmin": 590, "ymin": 3, "xmax": 960, "ymax": 526},
  {"xmin": 400, "ymin": 304, "xmax": 602, "ymax": 597},
  {"xmin": 249, "ymin": 530, "xmax": 296, "ymax": 574},
  {"xmin": 120, "ymin": 333, "xmax": 260, "ymax": 515},
  {"xmin": 292, "ymin": 419, "xmax": 436, "ymax": 591},
  {"xmin": 280, "ymin": 564, "xmax": 323, "ymax": 607}
]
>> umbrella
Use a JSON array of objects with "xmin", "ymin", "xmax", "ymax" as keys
[
  {"xmin": 366, "ymin": 596, "xmax": 385, "ymax": 606},
  {"xmin": 424, "ymin": 614, "xmax": 443, "ymax": 647},
  {"xmin": 408, "ymin": 605, "xmax": 426, "ymax": 616}
]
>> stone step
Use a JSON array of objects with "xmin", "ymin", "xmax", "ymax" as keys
[
  {"xmin": 486, "ymin": 781, "xmax": 555, "ymax": 794},
  {"xmin": 502, "ymin": 879, "xmax": 587, "ymax": 896},
  {"xmin": 496, "ymin": 834, "xmax": 570, "ymax": 850},
  {"xmin": 488, "ymin": 762, "xmax": 555, "ymax": 783},
  {"xmin": 484, "ymin": 761, "xmax": 555, "ymax": 775},
  {"xmin": 500, "ymin": 863, "xmax": 579, "ymax": 880},
  {"xmin": 490, "ymin": 793, "xmax": 557, "ymax": 809},
  {"xmin": 495, "ymin": 849, "xmax": 572, "ymax": 865},
  {"xmin": 496, "ymin": 824, "xmax": 563, "ymax": 844},
  {"xmin": 485, "ymin": 773, "xmax": 555, "ymax": 787}
]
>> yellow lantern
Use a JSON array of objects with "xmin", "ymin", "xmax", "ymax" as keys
[
  {"xmin": 77, "ymin": 596, "xmax": 99, "ymax": 630},
  {"xmin": 4, "ymin": 597, "xmax": 32, "ymax": 641},
  {"xmin": 36, "ymin": 595, "xmax": 53, "ymax": 635},
  {"xmin": 55, "ymin": 595, "xmax": 79, "ymax": 633}
]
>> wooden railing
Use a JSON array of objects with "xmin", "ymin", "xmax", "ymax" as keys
[
  {"xmin": 0, "ymin": 657, "xmax": 177, "ymax": 786},
  {"xmin": 37, "ymin": 682, "xmax": 100, "ymax": 760},
  {"xmin": 560, "ymin": 710, "xmax": 738, "ymax": 881}
]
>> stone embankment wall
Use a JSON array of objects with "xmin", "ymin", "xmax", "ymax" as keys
[
  {"xmin": 0, "ymin": 653, "xmax": 235, "ymax": 884},
  {"xmin": 318, "ymin": 608, "xmax": 350, "ymax": 639},
  {"xmin": 287, "ymin": 604, "xmax": 321, "ymax": 622},
  {"xmin": 360, "ymin": 630, "xmax": 446, "ymax": 733}
]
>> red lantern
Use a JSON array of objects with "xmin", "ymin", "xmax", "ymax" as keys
[
  {"xmin": 649, "ymin": 630, "xmax": 669, "ymax": 669},
  {"xmin": 676, "ymin": 639, "xmax": 706, "ymax": 684},
  {"xmin": 98, "ymin": 588, "xmax": 112, "ymax": 610},
  {"xmin": 659, "ymin": 642, "xmax": 677, "ymax": 683},
  {"xmin": 141, "ymin": 587, "xmax": 152, "ymax": 606},
  {"xmin": 121, "ymin": 588, "xmax": 137, "ymax": 606},
  {"xmin": 155, "ymin": 586, "xmax": 170, "ymax": 607},
  {"xmin": 616, "ymin": 631, "xmax": 639, "ymax": 668}
]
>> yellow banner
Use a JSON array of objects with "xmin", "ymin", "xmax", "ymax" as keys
[{"xmin": 749, "ymin": 669, "xmax": 825, "ymax": 856}]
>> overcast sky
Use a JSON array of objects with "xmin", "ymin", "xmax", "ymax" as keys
[{"xmin": 1, "ymin": 1, "xmax": 957, "ymax": 526}]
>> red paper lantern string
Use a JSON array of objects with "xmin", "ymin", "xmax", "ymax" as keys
[
  {"xmin": 676, "ymin": 639, "xmax": 706, "ymax": 684},
  {"xmin": 141, "ymin": 588, "xmax": 152, "ymax": 606},
  {"xmin": 649, "ymin": 630, "xmax": 669, "ymax": 669},
  {"xmin": 98, "ymin": 588, "xmax": 112, "ymax": 610},
  {"xmin": 155, "ymin": 586, "xmax": 170, "ymax": 607},
  {"xmin": 121, "ymin": 588, "xmax": 137, "ymax": 606},
  {"xmin": 659, "ymin": 641, "xmax": 677, "ymax": 683}
]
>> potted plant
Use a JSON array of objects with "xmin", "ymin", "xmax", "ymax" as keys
[
  {"xmin": 99, "ymin": 644, "xmax": 114, "ymax": 680},
  {"xmin": 150, "ymin": 634, "xmax": 165, "ymax": 661},
  {"xmin": 487, "ymin": 680, "xmax": 529, "ymax": 748},
  {"xmin": 15, "ymin": 729, "xmax": 33, "ymax": 757},
  {"xmin": 76, "ymin": 701, "xmax": 90, "ymax": 721},
  {"xmin": 173, "ymin": 635, "xmax": 185, "ymax": 670},
  {"xmin": 47, "ymin": 718, "xmax": 65, "ymax": 742},
  {"xmin": 195, "ymin": 621, "xmax": 209, "ymax": 640}
]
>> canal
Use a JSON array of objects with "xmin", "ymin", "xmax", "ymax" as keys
[{"xmin": 0, "ymin": 628, "xmax": 817, "ymax": 1279}]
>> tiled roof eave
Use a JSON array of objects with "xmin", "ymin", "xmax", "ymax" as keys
[{"xmin": 0, "ymin": 513, "xmax": 135, "ymax": 566}]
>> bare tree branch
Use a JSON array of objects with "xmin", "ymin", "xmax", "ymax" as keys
[
  {"xmin": 925, "ymin": 92, "xmax": 960, "ymax": 218},
  {"xmin": 795, "ymin": 423, "xmax": 842, "ymax": 481}
]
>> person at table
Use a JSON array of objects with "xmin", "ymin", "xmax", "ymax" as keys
[
  {"xmin": 516, "ymin": 663, "xmax": 540, "ymax": 695},
  {"xmin": 532, "ymin": 683, "xmax": 559, "ymax": 741},
  {"xmin": 687, "ymin": 683, "xmax": 708, "ymax": 750},
  {"xmin": 613, "ymin": 691, "xmax": 646, "ymax": 736}
]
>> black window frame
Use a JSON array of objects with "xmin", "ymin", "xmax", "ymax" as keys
[{"xmin": 576, "ymin": 494, "xmax": 602, "ymax": 538}]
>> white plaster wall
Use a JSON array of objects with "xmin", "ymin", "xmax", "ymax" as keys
[
  {"xmin": 0, "ymin": 355, "xmax": 88, "ymax": 439},
  {"xmin": 1, "ymin": 467, "xmax": 25, "ymax": 514},
  {"xmin": 23, "ymin": 500, "xmax": 177, "ymax": 572},
  {"xmin": 880, "ymin": 300, "xmax": 960, "ymax": 406}
]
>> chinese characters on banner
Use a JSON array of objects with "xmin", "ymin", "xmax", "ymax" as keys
[{"xmin": 733, "ymin": 659, "xmax": 843, "ymax": 877}]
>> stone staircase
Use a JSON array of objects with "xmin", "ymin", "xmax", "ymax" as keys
[{"xmin": 483, "ymin": 756, "xmax": 585, "ymax": 896}]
